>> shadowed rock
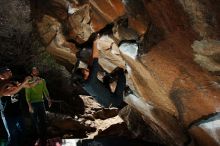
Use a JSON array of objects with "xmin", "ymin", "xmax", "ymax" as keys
[{"xmin": 32, "ymin": 0, "xmax": 220, "ymax": 145}]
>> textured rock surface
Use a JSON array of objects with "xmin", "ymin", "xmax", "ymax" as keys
[
  {"xmin": 32, "ymin": 0, "xmax": 220, "ymax": 145},
  {"xmin": 121, "ymin": 93, "xmax": 187, "ymax": 146},
  {"xmin": 89, "ymin": 0, "xmax": 126, "ymax": 32},
  {"xmin": 47, "ymin": 112, "xmax": 94, "ymax": 138},
  {"xmin": 0, "ymin": 0, "xmax": 33, "ymax": 68},
  {"xmin": 37, "ymin": 15, "xmax": 78, "ymax": 65},
  {"xmin": 137, "ymin": 31, "xmax": 220, "ymax": 126},
  {"xmin": 189, "ymin": 126, "xmax": 219, "ymax": 146},
  {"xmin": 47, "ymin": 95, "xmax": 131, "ymax": 139},
  {"xmin": 120, "ymin": 106, "xmax": 172, "ymax": 144},
  {"xmin": 178, "ymin": 0, "xmax": 220, "ymax": 39},
  {"xmin": 39, "ymin": 0, "xmax": 126, "ymax": 44},
  {"xmin": 192, "ymin": 39, "xmax": 220, "ymax": 72},
  {"xmin": 189, "ymin": 113, "xmax": 220, "ymax": 146}
]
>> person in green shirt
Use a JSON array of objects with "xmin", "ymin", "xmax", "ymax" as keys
[{"xmin": 25, "ymin": 67, "xmax": 51, "ymax": 146}]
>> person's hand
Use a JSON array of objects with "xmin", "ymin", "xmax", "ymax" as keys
[
  {"xmin": 14, "ymin": 81, "xmax": 20, "ymax": 86},
  {"xmin": 0, "ymin": 74, "xmax": 6, "ymax": 80},
  {"xmin": 3, "ymin": 86, "xmax": 17, "ymax": 96},
  {"xmin": 92, "ymin": 33, "xmax": 100, "ymax": 58},
  {"xmin": 29, "ymin": 106, "xmax": 34, "ymax": 113},
  {"xmin": 23, "ymin": 76, "xmax": 32, "ymax": 84},
  {"xmin": 94, "ymin": 33, "xmax": 100, "ymax": 44},
  {"xmin": 25, "ymin": 76, "xmax": 32, "ymax": 82},
  {"xmin": 48, "ymin": 98, "xmax": 52, "ymax": 108},
  {"xmin": 96, "ymin": 33, "xmax": 100, "ymax": 39},
  {"xmin": 22, "ymin": 77, "xmax": 32, "ymax": 88}
]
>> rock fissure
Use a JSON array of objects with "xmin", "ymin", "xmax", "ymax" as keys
[{"xmin": 188, "ymin": 112, "xmax": 220, "ymax": 129}]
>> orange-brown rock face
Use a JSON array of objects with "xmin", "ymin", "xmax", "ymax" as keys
[
  {"xmin": 189, "ymin": 124, "xmax": 220, "ymax": 146},
  {"xmin": 90, "ymin": 0, "xmax": 126, "ymax": 30},
  {"xmin": 68, "ymin": 0, "xmax": 126, "ymax": 43},
  {"xmin": 33, "ymin": 0, "xmax": 220, "ymax": 145},
  {"xmin": 139, "ymin": 31, "xmax": 220, "ymax": 126}
]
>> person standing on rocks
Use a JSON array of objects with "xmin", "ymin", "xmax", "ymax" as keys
[
  {"xmin": 73, "ymin": 35, "xmax": 126, "ymax": 108},
  {"xmin": 0, "ymin": 67, "xmax": 31, "ymax": 146},
  {"xmin": 25, "ymin": 67, "xmax": 52, "ymax": 146},
  {"xmin": 0, "ymin": 67, "xmax": 30, "ymax": 97}
]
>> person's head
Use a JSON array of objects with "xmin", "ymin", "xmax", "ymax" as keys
[
  {"xmin": 80, "ymin": 68, "xmax": 90, "ymax": 80},
  {"xmin": 0, "ymin": 67, "xmax": 12, "ymax": 80},
  {"xmin": 31, "ymin": 67, "xmax": 39, "ymax": 77},
  {"xmin": 78, "ymin": 60, "xmax": 90, "ymax": 80}
]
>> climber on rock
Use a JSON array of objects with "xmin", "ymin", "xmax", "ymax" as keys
[{"xmin": 72, "ymin": 34, "xmax": 126, "ymax": 108}]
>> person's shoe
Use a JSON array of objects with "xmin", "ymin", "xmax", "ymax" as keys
[
  {"xmin": 123, "ymin": 86, "xmax": 133, "ymax": 97},
  {"xmin": 110, "ymin": 67, "xmax": 124, "ymax": 77},
  {"xmin": 103, "ymin": 73, "xmax": 115, "ymax": 84}
]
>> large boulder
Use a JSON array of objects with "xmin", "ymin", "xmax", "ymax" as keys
[
  {"xmin": 37, "ymin": 15, "xmax": 78, "ymax": 65},
  {"xmin": 189, "ymin": 113, "xmax": 220, "ymax": 146},
  {"xmin": 134, "ymin": 31, "xmax": 220, "ymax": 127},
  {"xmin": 192, "ymin": 39, "xmax": 220, "ymax": 72},
  {"xmin": 120, "ymin": 94, "xmax": 187, "ymax": 146},
  {"xmin": 33, "ymin": 0, "xmax": 220, "ymax": 145},
  {"xmin": 177, "ymin": 0, "xmax": 220, "ymax": 39},
  {"xmin": 77, "ymin": 95, "xmax": 131, "ymax": 139},
  {"xmin": 68, "ymin": 0, "xmax": 126, "ymax": 43}
]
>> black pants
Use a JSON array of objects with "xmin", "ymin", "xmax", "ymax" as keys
[
  {"xmin": 31, "ymin": 102, "xmax": 47, "ymax": 145},
  {"xmin": 104, "ymin": 68, "xmax": 126, "ymax": 108},
  {"xmin": 5, "ymin": 115, "xmax": 25, "ymax": 146}
]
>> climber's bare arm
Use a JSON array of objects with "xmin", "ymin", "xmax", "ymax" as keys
[{"xmin": 92, "ymin": 34, "xmax": 100, "ymax": 59}]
